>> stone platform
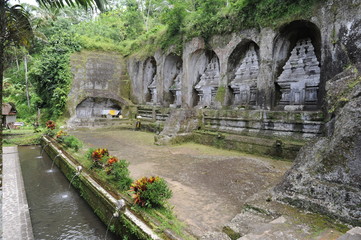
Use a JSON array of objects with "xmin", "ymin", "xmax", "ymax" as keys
[{"xmin": 2, "ymin": 146, "xmax": 34, "ymax": 240}]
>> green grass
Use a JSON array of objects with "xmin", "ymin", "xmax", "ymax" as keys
[
  {"xmin": 131, "ymin": 204, "xmax": 195, "ymax": 240},
  {"xmin": 3, "ymin": 129, "xmax": 43, "ymax": 146}
]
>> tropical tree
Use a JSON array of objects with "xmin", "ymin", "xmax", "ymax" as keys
[{"xmin": 0, "ymin": 0, "xmax": 106, "ymax": 194}]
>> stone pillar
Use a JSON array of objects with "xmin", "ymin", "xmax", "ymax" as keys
[
  {"xmin": 258, "ymin": 28, "xmax": 276, "ymax": 110},
  {"xmin": 182, "ymin": 38, "xmax": 206, "ymax": 108}
]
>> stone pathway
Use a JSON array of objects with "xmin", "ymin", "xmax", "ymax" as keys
[{"xmin": 2, "ymin": 146, "xmax": 34, "ymax": 240}]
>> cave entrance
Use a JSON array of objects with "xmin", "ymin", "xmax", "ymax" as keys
[{"xmin": 76, "ymin": 97, "xmax": 122, "ymax": 119}]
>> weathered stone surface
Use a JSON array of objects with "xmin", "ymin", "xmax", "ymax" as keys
[
  {"xmin": 148, "ymin": 74, "xmax": 158, "ymax": 105},
  {"xmin": 274, "ymin": 69, "xmax": 361, "ymax": 224},
  {"xmin": 275, "ymin": 38, "xmax": 320, "ymax": 109},
  {"xmin": 76, "ymin": 97, "xmax": 121, "ymax": 118},
  {"xmin": 337, "ymin": 227, "xmax": 361, "ymax": 240},
  {"xmin": 155, "ymin": 108, "xmax": 200, "ymax": 144},
  {"xmin": 2, "ymin": 147, "xmax": 34, "ymax": 240},
  {"xmin": 165, "ymin": 54, "xmax": 183, "ymax": 107},
  {"xmin": 200, "ymin": 232, "xmax": 231, "ymax": 240},
  {"xmin": 68, "ymin": 51, "xmax": 131, "ymax": 126},
  {"xmin": 195, "ymin": 56, "xmax": 221, "ymax": 108},
  {"xmin": 229, "ymin": 43, "xmax": 259, "ymax": 106}
]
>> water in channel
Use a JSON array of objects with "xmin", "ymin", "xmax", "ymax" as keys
[{"xmin": 19, "ymin": 146, "xmax": 117, "ymax": 240}]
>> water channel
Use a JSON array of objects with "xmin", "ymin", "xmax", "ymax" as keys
[{"xmin": 19, "ymin": 145, "xmax": 117, "ymax": 240}]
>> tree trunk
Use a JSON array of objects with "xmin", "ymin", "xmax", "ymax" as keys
[
  {"xmin": 145, "ymin": 0, "xmax": 151, "ymax": 32},
  {"xmin": 0, "ymin": 0, "xmax": 7, "ymax": 202},
  {"xmin": 15, "ymin": 49, "xmax": 20, "ymax": 71},
  {"xmin": 24, "ymin": 55, "xmax": 30, "ymax": 108}
]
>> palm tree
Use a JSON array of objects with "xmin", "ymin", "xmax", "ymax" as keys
[{"xmin": 0, "ymin": 0, "xmax": 106, "ymax": 182}]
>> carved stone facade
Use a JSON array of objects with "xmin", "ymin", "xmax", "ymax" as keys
[
  {"xmin": 169, "ymin": 72, "xmax": 182, "ymax": 107},
  {"xmin": 276, "ymin": 38, "xmax": 320, "ymax": 110},
  {"xmin": 148, "ymin": 74, "xmax": 157, "ymax": 105},
  {"xmin": 195, "ymin": 57, "xmax": 220, "ymax": 107},
  {"xmin": 230, "ymin": 43, "xmax": 259, "ymax": 106}
]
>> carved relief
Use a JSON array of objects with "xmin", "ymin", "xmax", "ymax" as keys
[
  {"xmin": 195, "ymin": 57, "xmax": 220, "ymax": 107},
  {"xmin": 169, "ymin": 66, "xmax": 182, "ymax": 107},
  {"xmin": 148, "ymin": 74, "xmax": 157, "ymax": 105},
  {"xmin": 229, "ymin": 43, "xmax": 259, "ymax": 106},
  {"xmin": 143, "ymin": 57, "xmax": 156, "ymax": 104},
  {"xmin": 276, "ymin": 38, "xmax": 320, "ymax": 108}
]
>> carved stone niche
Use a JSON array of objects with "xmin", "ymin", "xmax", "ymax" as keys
[
  {"xmin": 169, "ymin": 72, "xmax": 182, "ymax": 108},
  {"xmin": 194, "ymin": 57, "xmax": 220, "ymax": 107},
  {"xmin": 76, "ymin": 97, "xmax": 121, "ymax": 118},
  {"xmin": 147, "ymin": 74, "xmax": 157, "ymax": 105},
  {"xmin": 229, "ymin": 43, "xmax": 259, "ymax": 106},
  {"xmin": 276, "ymin": 38, "xmax": 320, "ymax": 110}
]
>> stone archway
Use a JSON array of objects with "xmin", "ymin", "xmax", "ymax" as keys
[
  {"xmin": 76, "ymin": 97, "xmax": 122, "ymax": 118},
  {"xmin": 273, "ymin": 20, "xmax": 322, "ymax": 110}
]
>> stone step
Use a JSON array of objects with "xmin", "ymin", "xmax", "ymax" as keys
[
  {"xmin": 203, "ymin": 200, "xmax": 350, "ymax": 240},
  {"xmin": 336, "ymin": 227, "xmax": 361, "ymax": 240}
]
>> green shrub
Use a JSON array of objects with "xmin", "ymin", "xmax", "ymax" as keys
[
  {"xmin": 44, "ymin": 128, "xmax": 56, "ymax": 137},
  {"xmin": 107, "ymin": 160, "xmax": 133, "ymax": 191},
  {"xmin": 63, "ymin": 135, "xmax": 83, "ymax": 152},
  {"xmin": 130, "ymin": 176, "xmax": 172, "ymax": 208}
]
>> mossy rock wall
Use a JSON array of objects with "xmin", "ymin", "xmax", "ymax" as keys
[
  {"xmin": 172, "ymin": 131, "xmax": 302, "ymax": 161},
  {"xmin": 68, "ymin": 51, "xmax": 133, "ymax": 127}
]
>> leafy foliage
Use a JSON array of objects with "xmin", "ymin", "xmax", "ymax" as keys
[
  {"xmin": 29, "ymin": 20, "xmax": 81, "ymax": 120},
  {"xmin": 63, "ymin": 135, "xmax": 83, "ymax": 151},
  {"xmin": 85, "ymin": 147, "xmax": 132, "ymax": 191},
  {"xmin": 3, "ymin": 58, "xmax": 40, "ymax": 121},
  {"xmin": 130, "ymin": 176, "xmax": 172, "ymax": 208},
  {"xmin": 55, "ymin": 130, "xmax": 67, "ymax": 142},
  {"xmin": 107, "ymin": 159, "xmax": 133, "ymax": 191},
  {"xmin": 69, "ymin": 0, "xmax": 322, "ymax": 56}
]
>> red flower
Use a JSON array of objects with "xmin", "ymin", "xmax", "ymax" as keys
[
  {"xmin": 46, "ymin": 120, "xmax": 56, "ymax": 130},
  {"xmin": 91, "ymin": 148, "xmax": 109, "ymax": 161},
  {"xmin": 107, "ymin": 156, "xmax": 118, "ymax": 165}
]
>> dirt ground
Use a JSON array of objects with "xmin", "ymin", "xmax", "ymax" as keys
[{"xmin": 72, "ymin": 128, "xmax": 292, "ymax": 237}]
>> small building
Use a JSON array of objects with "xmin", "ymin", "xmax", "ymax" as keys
[{"xmin": 2, "ymin": 103, "xmax": 17, "ymax": 128}]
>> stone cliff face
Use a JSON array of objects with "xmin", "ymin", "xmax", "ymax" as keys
[
  {"xmin": 275, "ymin": 68, "xmax": 361, "ymax": 224},
  {"xmin": 273, "ymin": 1, "xmax": 361, "ymax": 224}
]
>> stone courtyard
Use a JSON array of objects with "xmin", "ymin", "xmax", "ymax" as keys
[{"xmin": 72, "ymin": 128, "xmax": 352, "ymax": 239}]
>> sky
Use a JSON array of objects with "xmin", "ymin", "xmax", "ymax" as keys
[{"xmin": 10, "ymin": 0, "xmax": 38, "ymax": 6}]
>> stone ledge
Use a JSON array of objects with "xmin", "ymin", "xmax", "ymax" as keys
[
  {"xmin": 42, "ymin": 137, "xmax": 163, "ymax": 240},
  {"xmin": 2, "ymin": 146, "xmax": 34, "ymax": 240}
]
